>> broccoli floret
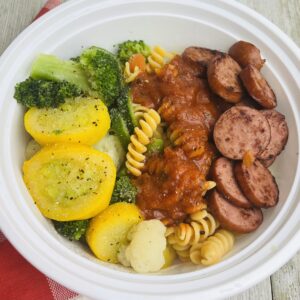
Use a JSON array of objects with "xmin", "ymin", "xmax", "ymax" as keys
[
  {"xmin": 53, "ymin": 219, "xmax": 89, "ymax": 241},
  {"xmin": 117, "ymin": 40, "xmax": 151, "ymax": 64},
  {"xmin": 147, "ymin": 138, "xmax": 164, "ymax": 155},
  {"xmin": 14, "ymin": 77, "xmax": 82, "ymax": 108},
  {"xmin": 70, "ymin": 56, "xmax": 80, "ymax": 63},
  {"xmin": 110, "ymin": 108, "xmax": 131, "ymax": 149},
  {"xmin": 31, "ymin": 54, "xmax": 91, "ymax": 94},
  {"xmin": 111, "ymin": 175, "xmax": 137, "ymax": 204},
  {"xmin": 116, "ymin": 88, "xmax": 138, "ymax": 133},
  {"xmin": 80, "ymin": 47, "xmax": 123, "ymax": 107}
]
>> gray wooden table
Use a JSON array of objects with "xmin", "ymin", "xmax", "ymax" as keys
[{"xmin": 1, "ymin": 0, "xmax": 299, "ymax": 299}]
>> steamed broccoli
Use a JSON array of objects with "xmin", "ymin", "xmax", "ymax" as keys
[
  {"xmin": 14, "ymin": 77, "xmax": 82, "ymax": 108},
  {"xmin": 110, "ymin": 108, "xmax": 131, "ymax": 149},
  {"xmin": 116, "ymin": 88, "xmax": 138, "ymax": 133},
  {"xmin": 31, "ymin": 48, "xmax": 123, "ymax": 107},
  {"xmin": 111, "ymin": 175, "xmax": 137, "ymax": 204},
  {"xmin": 80, "ymin": 47, "xmax": 123, "ymax": 106},
  {"xmin": 31, "ymin": 54, "xmax": 91, "ymax": 93},
  {"xmin": 53, "ymin": 219, "xmax": 89, "ymax": 241},
  {"xmin": 147, "ymin": 138, "xmax": 164, "ymax": 155},
  {"xmin": 117, "ymin": 40, "xmax": 151, "ymax": 64}
]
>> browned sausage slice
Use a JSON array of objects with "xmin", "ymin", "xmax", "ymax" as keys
[
  {"xmin": 240, "ymin": 65, "xmax": 277, "ymax": 109},
  {"xmin": 209, "ymin": 190, "xmax": 263, "ymax": 233},
  {"xmin": 207, "ymin": 54, "xmax": 244, "ymax": 103},
  {"xmin": 213, "ymin": 106, "xmax": 271, "ymax": 160},
  {"xmin": 229, "ymin": 41, "xmax": 265, "ymax": 70},
  {"xmin": 258, "ymin": 110, "xmax": 289, "ymax": 160},
  {"xmin": 183, "ymin": 47, "xmax": 222, "ymax": 78},
  {"xmin": 259, "ymin": 156, "xmax": 276, "ymax": 168},
  {"xmin": 212, "ymin": 157, "xmax": 253, "ymax": 208},
  {"xmin": 234, "ymin": 160, "xmax": 279, "ymax": 208},
  {"xmin": 183, "ymin": 46, "xmax": 221, "ymax": 66}
]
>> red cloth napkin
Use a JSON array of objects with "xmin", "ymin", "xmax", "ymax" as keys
[{"xmin": 0, "ymin": 1, "xmax": 80, "ymax": 299}]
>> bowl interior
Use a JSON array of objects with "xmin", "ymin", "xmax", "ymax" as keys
[{"xmin": 0, "ymin": 2, "xmax": 299, "ymax": 288}]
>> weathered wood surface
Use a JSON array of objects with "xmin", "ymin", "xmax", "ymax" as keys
[{"xmin": 0, "ymin": 0, "xmax": 299, "ymax": 299}]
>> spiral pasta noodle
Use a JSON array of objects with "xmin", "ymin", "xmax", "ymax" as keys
[
  {"xmin": 146, "ymin": 46, "xmax": 175, "ymax": 74},
  {"xmin": 126, "ymin": 108, "xmax": 161, "ymax": 176},
  {"xmin": 166, "ymin": 209, "xmax": 218, "ymax": 249},
  {"xmin": 168, "ymin": 123, "xmax": 209, "ymax": 159},
  {"xmin": 123, "ymin": 62, "xmax": 141, "ymax": 83},
  {"xmin": 189, "ymin": 229, "xmax": 235, "ymax": 266},
  {"xmin": 132, "ymin": 103, "xmax": 150, "ymax": 121},
  {"xmin": 165, "ymin": 227, "xmax": 190, "ymax": 261}
]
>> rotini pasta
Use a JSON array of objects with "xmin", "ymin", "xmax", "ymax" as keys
[
  {"xmin": 123, "ymin": 62, "xmax": 141, "ymax": 83},
  {"xmin": 168, "ymin": 123, "xmax": 209, "ymax": 159},
  {"xmin": 189, "ymin": 229, "xmax": 235, "ymax": 266},
  {"xmin": 132, "ymin": 103, "xmax": 149, "ymax": 118},
  {"xmin": 126, "ymin": 108, "xmax": 161, "ymax": 176},
  {"xmin": 166, "ymin": 209, "xmax": 218, "ymax": 249},
  {"xmin": 146, "ymin": 46, "xmax": 175, "ymax": 74}
]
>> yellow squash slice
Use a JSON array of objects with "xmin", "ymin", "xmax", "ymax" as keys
[
  {"xmin": 24, "ymin": 97, "xmax": 110, "ymax": 145},
  {"xmin": 86, "ymin": 203, "xmax": 143, "ymax": 263},
  {"xmin": 23, "ymin": 143, "xmax": 116, "ymax": 221}
]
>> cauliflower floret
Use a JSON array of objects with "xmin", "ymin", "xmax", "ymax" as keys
[{"xmin": 117, "ymin": 219, "xmax": 167, "ymax": 273}]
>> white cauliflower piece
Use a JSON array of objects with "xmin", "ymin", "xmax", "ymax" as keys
[
  {"xmin": 94, "ymin": 134, "xmax": 125, "ymax": 170},
  {"xmin": 117, "ymin": 219, "xmax": 167, "ymax": 273}
]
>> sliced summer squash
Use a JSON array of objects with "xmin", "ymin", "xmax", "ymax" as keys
[
  {"xmin": 24, "ymin": 97, "xmax": 110, "ymax": 145},
  {"xmin": 23, "ymin": 143, "xmax": 116, "ymax": 221},
  {"xmin": 86, "ymin": 203, "xmax": 143, "ymax": 263}
]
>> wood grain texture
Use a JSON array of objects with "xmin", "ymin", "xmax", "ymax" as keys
[
  {"xmin": 271, "ymin": 252, "xmax": 300, "ymax": 300},
  {"xmin": 237, "ymin": 0, "xmax": 300, "ymax": 47},
  {"xmin": 0, "ymin": 1, "xmax": 299, "ymax": 300}
]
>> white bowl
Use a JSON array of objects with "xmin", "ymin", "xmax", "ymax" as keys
[{"xmin": 0, "ymin": 0, "xmax": 299, "ymax": 299}]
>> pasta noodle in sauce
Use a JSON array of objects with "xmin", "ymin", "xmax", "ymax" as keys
[{"xmin": 132, "ymin": 55, "xmax": 221, "ymax": 225}]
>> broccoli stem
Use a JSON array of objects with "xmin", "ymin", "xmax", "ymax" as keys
[{"xmin": 31, "ymin": 54, "xmax": 91, "ymax": 94}]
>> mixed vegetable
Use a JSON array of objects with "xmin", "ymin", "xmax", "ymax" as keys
[{"xmin": 17, "ymin": 41, "xmax": 172, "ymax": 273}]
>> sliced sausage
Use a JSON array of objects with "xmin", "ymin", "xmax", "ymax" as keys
[
  {"xmin": 212, "ymin": 157, "xmax": 253, "ymax": 208},
  {"xmin": 207, "ymin": 54, "xmax": 244, "ymax": 103},
  {"xmin": 258, "ymin": 110, "xmax": 289, "ymax": 160},
  {"xmin": 213, "ymin": 106, "xmax": 271, "ymax": 160},
  {"xmin": 259, "ymin": 156, "xmax": 276, "ymax": 168},
  {"xmin": 208, "ymin": 190, "xmax": 263, "ymax": 233},
  {"xmin": 183, "ymin": 47, "xmax": 222, "ymax": 78},
  {"xmin": 240, "ymin": 65, "xmax": 277, "ymax": 109},
  {"xmin": 229, "ymin": 41, "xmax": 265, "ymax": 70},
  {"xmin": 234, "ymin": 160, "xmax": 279, "ymax": 208},
  {"xmin": 183, "ymin": 46, "xmax": 221, "ymax": 66}
]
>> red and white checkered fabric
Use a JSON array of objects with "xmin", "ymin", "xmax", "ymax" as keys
[{"xmin": 0, "ymin": 1, "xmax": 83, "ymax": 299}]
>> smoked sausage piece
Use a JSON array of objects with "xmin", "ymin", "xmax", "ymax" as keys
[
  {"xmin": 183, "ymin": 47, "xmax": 222, "ymax": 78},
  {"xmin": 213, "ymin": 106, "xmax": 271, "ymax": 160},
  {"xmin": 209, "ymin": 190, "xmax": 263, "ymax": 233},
  {"xmin": 212, "ymin": 157, "xmax": 253, "ymax": 208},
  {"xmin": 207, "ymin": 54, "xmax": 244, "ymax": 103},
  {"xmin": 234, "ymin": 160, "xmax": 279, "ymax": 208},
  {"xmin": 229, "ymin": 41, "xmax": 265, "ymax": 70},
  {"xmin": 183, "ymin": 46, "xmax": 221, "ymax": 66},
  {"xmin": 240, "ymin": 65, "xmax": 277, "ymax": 109},
  {"xmin": 258, "ymin": 110, "xmax": 289, "ymax": 160}
]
